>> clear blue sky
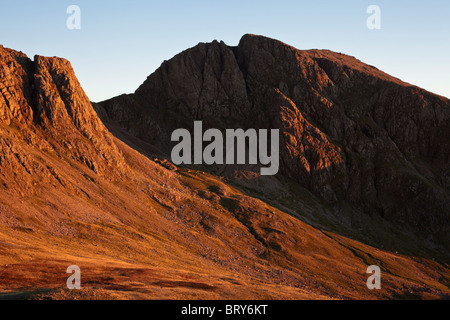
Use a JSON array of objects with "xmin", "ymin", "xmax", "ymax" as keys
[{"xmin": 1, "ymin": 0, "xmax": 449, "ymax": 102}]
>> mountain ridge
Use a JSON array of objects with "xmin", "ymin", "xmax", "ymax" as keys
[{"xmin": 98, "ymin": 34, "xmax": 450, "ymax": 243}]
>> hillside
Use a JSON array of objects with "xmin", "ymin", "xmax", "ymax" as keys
[{"xmin": 0, "ymin": 37, "xmax": 449, "ymax": 300}]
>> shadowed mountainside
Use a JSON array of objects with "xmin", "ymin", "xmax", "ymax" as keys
[
  {"xmin": 97, "ymin": 34, "xmax": 450, "ymax": 251},
  {"xmin": 0, "ymin": 38, "xmax": 449, "ymax": 300}
]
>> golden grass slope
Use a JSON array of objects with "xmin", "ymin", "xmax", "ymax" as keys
[{"xmin": 0, "ymin": 122, "xmax": 448, "ymax": 300}]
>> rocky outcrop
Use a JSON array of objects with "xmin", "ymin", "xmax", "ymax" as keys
[
  {"xmin": 0, "ymin": 45, "xmax": 34, "ymax": 125},
  {"xmin": 99, "ymin": 34, "xmax": 450, "ymax": 237},
  {"xmin": 33, "ymin": 55, "xmax": 125, "ymax": 175},
  {"xmin": 0, "ymin": 46, "xmax": 126, "ymax": 193}
]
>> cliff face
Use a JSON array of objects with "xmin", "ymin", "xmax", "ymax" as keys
[
  {"xmin": 0, "ymin": 45, "xmax": 125, "ymax": 193},
  {"xmin": 0, "ymin": 46, "xmax": 34, "ymax": 125},
  {"xmin": 98, "ymin": 34, "xmax": 450, "ymax": 237}
]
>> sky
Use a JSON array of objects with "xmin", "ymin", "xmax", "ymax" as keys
[{"xmin": 0, "ymin": 0, "xmax": 449, "ymax": 102}]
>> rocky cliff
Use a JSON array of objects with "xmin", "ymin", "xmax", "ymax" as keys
[
  {"xmin": 98, "ymin": 34, "xmax": 450, "ymax": 241},
  {"xmin": 0, "ymin": 45, "xmax": 126, "ymax": 194}
]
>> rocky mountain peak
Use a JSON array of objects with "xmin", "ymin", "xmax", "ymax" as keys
[
  {"xmin": 99, "ymin": 34, "xmax": 450, "ymax": 238},
  {"xmin": 0, "ymin": 47, "xmax": 125, "ymax": 180}
]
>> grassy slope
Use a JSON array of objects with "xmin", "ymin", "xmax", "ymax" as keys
[{"xmin": 0, "ymin": 124, "xmax": 448, "ymax": 300}]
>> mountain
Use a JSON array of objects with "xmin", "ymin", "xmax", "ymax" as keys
[
  {"xmin": 0, "ymin": 37, "xmax": 449, "ymax": 300},
  {"xmin": 98, "ymin": 34, "xmax": 449, "ymax": 246}
]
